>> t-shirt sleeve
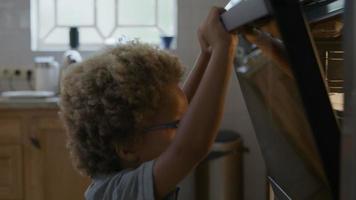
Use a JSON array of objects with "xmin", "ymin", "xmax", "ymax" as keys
[
  {"xmin": 111, "ymin": 160, "xmax": 179, "ymax": 200},
  {"xmin": 112, "ymin": 160, "xmax": 155, "ymax": 200}
]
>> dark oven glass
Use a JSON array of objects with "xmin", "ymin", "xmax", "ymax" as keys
[{"xmin": 225, "ymin": 0, "xmax": 344, "ymax": 199}]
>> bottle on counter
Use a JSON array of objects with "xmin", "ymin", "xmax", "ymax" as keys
[
  {"xmin": 62, "ymin": 27, "xmax": 82, "ymax": 67},
  {"xmin": 60, "ymin": 27, "xmax": 82, "ymax": 93}
]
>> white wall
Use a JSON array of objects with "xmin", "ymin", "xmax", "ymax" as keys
[{"xmin": 0, "ymin": 0, "xmax": 266, "ymax": 199}]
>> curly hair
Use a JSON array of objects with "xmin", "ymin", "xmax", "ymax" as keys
[{"xmin": 59, "ymin": 42, "xmax": 184, "ymax": 177}]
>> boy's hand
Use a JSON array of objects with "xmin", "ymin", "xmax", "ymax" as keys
[
  {"xmin": 198, "ymin": 7, "xmax": 237, "ymax": 51},
  {"xmin": 197, "ymin": 32, "xmax": 212, "ymax": 55},
  {"xmin": 197, "ymin": 18, "xmax": 211, "ymax": 55}
]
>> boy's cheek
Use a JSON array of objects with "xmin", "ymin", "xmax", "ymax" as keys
[{"xmin": 139, "ymin": 131, "xmax": 175, "ymax": 161}]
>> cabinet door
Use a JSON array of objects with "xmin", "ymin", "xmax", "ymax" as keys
[
  {"xmin": 0, "ymin": 117, "xmax": 22, "ymax": 145},
  {"xmin": 0, "ymin": 145, "xmax": 23, "ymax": 199},
  {"xmin": 25, "ymin": 115, "xmax": 90, "ymax": 200}
]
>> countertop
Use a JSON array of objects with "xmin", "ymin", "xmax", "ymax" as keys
[{"xmin": 0, "ymin": 97, "xmax": 59, "ymax": 109}]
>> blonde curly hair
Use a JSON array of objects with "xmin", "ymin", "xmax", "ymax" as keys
[{"xmin": 59, "ymin": 42, "xmax": 184, "ymax": 177}]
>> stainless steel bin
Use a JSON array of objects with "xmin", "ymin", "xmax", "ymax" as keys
[{"xmin": 195, "ymin": 130, "xmax": 243, "ymax": 200}]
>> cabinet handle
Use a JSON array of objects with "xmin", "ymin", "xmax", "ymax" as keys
[{"xmin": 29, "ymin": 136, "xmax": 41, "ymax": 150}]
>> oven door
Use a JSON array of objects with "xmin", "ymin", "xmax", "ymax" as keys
[{"xmin": 222, "ymin": 0, "xmax": 343, "ymax": 199}]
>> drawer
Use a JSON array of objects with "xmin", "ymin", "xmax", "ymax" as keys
[
  {"xmin": 0, "ymin": 118, "xmax": 22, "ymax": 144},
  {"xmin": 30, "ymin": 112, "xmax": 64, "ymax": 131},
  {"xmin": 0, "ymin": 145, "xmax": 23, "ymax": 199}
]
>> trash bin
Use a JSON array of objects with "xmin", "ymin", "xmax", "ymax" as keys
[{"xmin": 195, "ymin": 130, "xmax": 243, "ymax": 200}]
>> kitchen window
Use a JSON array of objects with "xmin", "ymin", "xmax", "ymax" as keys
[{"xmin": 30, "ymin": 0, "xmax": 177, "ymax": 51}]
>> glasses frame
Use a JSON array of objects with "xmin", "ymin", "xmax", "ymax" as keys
[{"xmin": 144, "ymin": 120, "xmax": 180, "ymax": 133}]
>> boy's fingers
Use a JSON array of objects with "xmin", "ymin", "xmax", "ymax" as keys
[
  {"xmin": 210, "ymin": 6, "xmax": 225, "ymax": 12},
  {"xmin": 198, "ymin": 34, "xmax": 207, "ymax": 48},
  {"xmin": 216, "ymin": 7, "xmax": 227, "ymax": 14},
  {"xmin": 209, "ymin": 6, "xmax": 225, "ymax": 17}
]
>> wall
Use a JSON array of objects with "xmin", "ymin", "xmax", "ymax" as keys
[{"xmin": 0, "ymin": 0, "xmax": 266, "ymax": 199}]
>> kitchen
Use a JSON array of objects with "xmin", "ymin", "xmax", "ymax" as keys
[{"xmin": 0, "ymin": 0, "xmax": 354, "ymax": 200}]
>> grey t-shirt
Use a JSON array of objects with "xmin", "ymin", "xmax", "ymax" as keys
[{"xmin": 85, "ymin": 160, "xmax": 178, "ymax": 200}]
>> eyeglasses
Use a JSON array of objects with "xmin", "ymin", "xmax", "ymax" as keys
[{"xmin": 144, "ymin": 120, "xmax": 180, "ymax": 133}]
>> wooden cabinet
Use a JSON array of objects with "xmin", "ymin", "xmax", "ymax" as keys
[
  {"xmin": 0, "ymin": 109, "xmax": 90, "ymax": 200},
  {"xmin": 0, "ymin": 145, "xmax": 23, "ymax": 199}
]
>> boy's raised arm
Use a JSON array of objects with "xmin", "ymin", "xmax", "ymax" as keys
[
  {"xmin": 182, "ymin": 51, "xmax": 211, "ymax": 103},
  {"xmin": 153, "ymin": 7, "xmax": 238, "ymax": 199},
  {"xmin": 182, "ymin": 28, "xmax": 212, "ymax": 102}
]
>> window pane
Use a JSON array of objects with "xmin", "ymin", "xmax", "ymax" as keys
[
  {"xmin": 157, "ymin": 0, "xmax": 176, "ymax": 35},
  {"xmin": 111, "ymin": 27, "xmax": 160, "ymax": 44},
  {"xmin": 57, "ymin": 0, "xmax": 95, "ymax": 26},
  {"xmin": 118, "ymin": 0, "xmax": 155, "ymax": 25},
  {"xmin": 43, "ymin": 28, "xmax": 68, "ymax": 44},
  {"xmin": 79, "ymin": 28, "xmax": 103, "ymax": 44},
  {"xmin": 32, "ymin": 0, "xmax": 176, "ymax": 50},
  {"xmin": 97, "ymin": 0, "xmax": 115, "ymax": 37},
  {"xmin": 39, "ymin": 0, "xmax": 55, "ymax": 38}
]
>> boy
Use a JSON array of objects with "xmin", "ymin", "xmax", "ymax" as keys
[{"xmin": 59, "ymin": 7, "xmax": 237, "ymax": 200}]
